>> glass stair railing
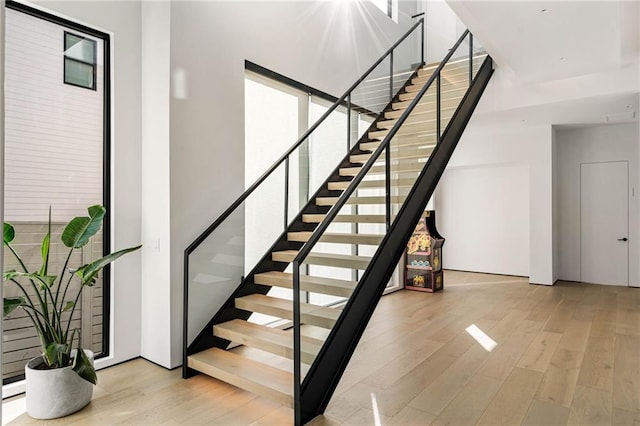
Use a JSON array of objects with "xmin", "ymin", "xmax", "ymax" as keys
[{"xmin": 183, "ymin": 21, "xmax": 494, "ymax": 425}]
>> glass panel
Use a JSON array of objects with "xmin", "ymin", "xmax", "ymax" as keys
[
  {"xmin": 439, "ymin": 33, "xmax": 471, "ymax": 137},
  {"xmin": 308, "ymin": 98, "xmax": 348, "ymax": 195},
  {"xmin": 244, "ymin": 75, "xmax": 303, "ymax": 321},
  {"xmin": 289, "ymin": 24, "xmax": 427, "ymax": 387},
  {"xmin": 350, "ymin": 55, "xmax": 392, "ymax": 130},
  {"xmin": 64, "ymin": 58, "xmax": 94, "ymax": 89},
  {"xmin": 64, "ymin": 33, "xmax": 95, "ymax": 63},
  {"xmin": 186, "ymin": 161, "xmax": 287, "ymax": 344},
  {"xmin": 245, "ymin": 75, "xmax": 300, "ymax": 268},
  {"xmin": 472, "ymin": 37, "xmax": 488, "ymax": 81}
]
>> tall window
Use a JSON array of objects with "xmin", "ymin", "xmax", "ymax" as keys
[
  {"xmin": 370, "ymin": 0, "xmax": 397, "ymax": 21},
  {"xmin": 3, "ymin": 2, "xmax": 110, "ymax": 384},
  {"xmin": 243, "ymin": 68, "xmax": 397, "ymax": 316}
]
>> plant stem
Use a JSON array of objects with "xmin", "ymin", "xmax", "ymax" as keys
[
  {"xmin": 59, "ymin": 272, "xmax": 75, "ymax": 316},
  {"xmin": 64, "ymin": 284, "xmax": 85, "ymax": 342},
  {"xmin": 6, "ymin": 242, "xmax": 51, "ymax": 326},
  {"xmin": 8, "ymin": 279, "xmax": 47, "ymax": 337},
  {"xmin": 54, "ymin": 248, "xmax": 74, "ymax": 309}
]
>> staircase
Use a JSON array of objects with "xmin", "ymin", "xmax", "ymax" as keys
[{"xmin": 183, "ymin": 22, "xmax": 494, "ymax": 425}]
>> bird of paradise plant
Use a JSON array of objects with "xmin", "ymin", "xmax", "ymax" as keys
[{"xmin": 3, "ymin": 205, "xmax": 141, "ymax": 384}]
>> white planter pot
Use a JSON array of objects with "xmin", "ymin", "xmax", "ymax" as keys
[{"xmin": 25, "ymin": 350, "xmax": 94, "ymax": 419}]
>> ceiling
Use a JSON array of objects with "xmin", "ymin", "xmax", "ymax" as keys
[
  {"xmin": 446, "ymin": 0, "xmax": 639, "ymax": 127},
  {"xmin": 448, "ymin": 1, "xmax": 640, "ymax": 83},
  {"xmin": 472, "ymin": 91, "xmax": 639, "ymax": 127}
]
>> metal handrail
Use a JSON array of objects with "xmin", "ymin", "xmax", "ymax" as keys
[
  {"xmin": 184, "ymin": 18, "xmax": 424, "ymax": 255},
  {"xmin": 292, "ymin": 29, "xmax": 471, "ymax": 267},
  {"xmin": 291, "ymin": 29, "xmax": 472, "ymax": 423}
]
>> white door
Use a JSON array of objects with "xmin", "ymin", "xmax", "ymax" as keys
[{"xmin": 580, "ymin": 161, "xmax": 629, "ymax": 286}]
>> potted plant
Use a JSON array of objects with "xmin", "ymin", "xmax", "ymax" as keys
[{"xmin": 3, "ymin": 205, "xmax": 141, "ymax": 419}]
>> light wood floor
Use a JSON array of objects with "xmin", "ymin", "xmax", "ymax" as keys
[{"xmin": 3, "ymin": 271, "xmax": 640, "ymax": 425}]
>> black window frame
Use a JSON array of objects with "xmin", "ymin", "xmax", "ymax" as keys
[
  {"xmin": 3, "ymin": 0, "xmax": 112, "ymax": 385},
  {"xmin": 63, "ymin": 31, "xmax": 97, "ymax": 91}
]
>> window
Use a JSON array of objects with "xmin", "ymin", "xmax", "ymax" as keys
[
  {"xmin": 4, "ymin": 3, "xmax": 110, "ymax": 386},
  {"xmin": 64, "ymin": 32, "xmax": 96, "ymax": 90},
  {"xmin": 371, "ymin": 0, "xmax": 397, "ymax": 21}
]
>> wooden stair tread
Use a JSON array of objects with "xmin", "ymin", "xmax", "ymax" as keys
[
  {"xmin": 396, "ymin": 86, "xmax": 467, "ymax": 103},
  {"xmin": 350, "ymin": 149, "xmax": 433, "ymax": 164},
  {"xmin": 235, "ymin": 294, "xmax": 341, "ymax": 329},
  {"xmin": 272, "ymin": 250, "xmax": 372, "ymax": 270},
  {"xmin": 288, "ymin": 231, "xmax": 383, "ymax": 245},
  {"xmin": 328, "ymin": 178, "xmax": 417, "ymax": 190},
  {"xmin": 187, "ymin": 348, "xmax": 294, "ymax": 407},
  {"xmin": 376, "ymin": 112, "xmax": 455, "ymax": 129},
  {"xmin": 377, "ymin": 107, "xmax": 458, "ymax": 128},
  {"xmin": 369, "ymin": 119, "xmax": 453, "ymax": 140},
  {"xmin": 339, "ymin": 162, "xmax": 424, "ymax": 176},
  {"xmin": 254, "ymin": 271, "xmax": 356, "ymax": 297},
  {"xmin": 214, "ymin": 319, "xmax": 322, "ymax": 364},
  {"xmin": 316, "ymin": 195, "xmax": 406, "ymax": 206},
  {"xmin": 385, "ymin": 100, "xmax": 460, "ymax": 119},
  {"xmin": 302, "ymin": 214, "xmax": 390, "ymax": 224},
  {"xmin": 359, "ymin": 139, "xmax": 437, "ymax": 151}
]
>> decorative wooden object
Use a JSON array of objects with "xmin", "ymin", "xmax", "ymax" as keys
[{"xmin": 404, "ymin": 210, "xmax": 445, "ymax": 292}]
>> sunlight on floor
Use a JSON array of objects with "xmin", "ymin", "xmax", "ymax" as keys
[
  {"xmin": 370, "ymin": 392, "xmax": 382, "ymax": 426},
  {"xmin": 2, "ymin": 396, "xmax": 26, "ymax": 425},
  {"xmin": 465, "ymin": 324, "xmax": 497, "ymax": 352}
]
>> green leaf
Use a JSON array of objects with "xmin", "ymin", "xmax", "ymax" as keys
[
  {"xmin": 39, "ymin": 208, "xmax": 51, "ymax": 276},
  {"xmin": 61, "ymin": 205, "xmax": 105, "ymax": 249},
  {"xmin": 4, "ymin": 270, "xmax": 19, "ymax": 281},
  {"xmin": 62, "ymin": 301, "xmax": 75, "ymax": 312},
  {"xmin": 4, "ymin": 297, "xmax": 25, "ymax": 317},
  {"xmin": 73, "ymin": 348, "xmax": 97, "ymax": 385},
  {"xmin": 3, "ymin": 223, "xmax": 15, "ymax": 245},
  {"xmin": 44, "ymin": 342, "xmax": 69, "ymax": 368},
  {"xmin": 6, "ymin": 271, "xmax": 57, "ymax": 290},
  {"xmin": 76, "ymin": 245, "xmax": 142, "ymax": 285}
]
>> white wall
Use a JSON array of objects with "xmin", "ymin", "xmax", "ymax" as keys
[
  {"xmin": 528, "ymin": 125, "xmax": 554, "ymax": 285},
  {"xmin": 169, "ymin": 1, "xmax": 415, "ymax": 368},
  {"xmin": 423, "ymin": 0, "xmax": 466, "ymax": 64},
  {"xmin": 554, "ymin": 123, "xmax": 640, "ymax": 287},
  {"xmin": 438, "ymin": 163, "xmax": 529, "ymax": 275},
  {"xmin": 436, "ymin": 119, "xmax": 543, "ymax": 278},
  {"xmin": 31, "ymin": 0, "xmax": 143, "ymax": 368},
  {"xmin": 140, "ymin": 1, "xmax": 171, "ymax": 368}
]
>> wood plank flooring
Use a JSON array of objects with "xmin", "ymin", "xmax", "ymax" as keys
[{"xmin": 3, "ymin": 271, "xmax": 639, "ymax": 425}]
